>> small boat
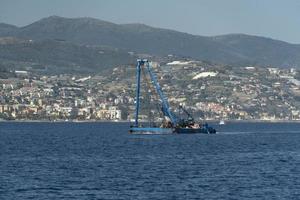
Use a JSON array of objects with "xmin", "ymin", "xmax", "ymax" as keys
[
  {"xmin": 219, "ymin": 120, "xmax": 225, "ymax": 125},
  {"xmin": 129, "ymin": 59, "xmax": 216, "ymax": 134}
]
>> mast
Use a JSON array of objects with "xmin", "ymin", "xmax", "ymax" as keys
[{"xmin": 134, "ymin": 59, "xmax": 143, "ymax": 127}]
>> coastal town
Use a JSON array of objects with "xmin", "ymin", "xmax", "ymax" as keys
[{"xmin": 1, "ymin": 59, "xmax": 300, "ymax": 121}]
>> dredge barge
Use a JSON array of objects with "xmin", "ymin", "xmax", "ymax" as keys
[{"xmin": 129, "ymin": 59, "xmax": 216, "ymax": 134}]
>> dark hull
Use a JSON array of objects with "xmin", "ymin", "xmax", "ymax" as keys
[{"xmin": 129, "ymin": 126, "xmax": 216, "ymax": 134}]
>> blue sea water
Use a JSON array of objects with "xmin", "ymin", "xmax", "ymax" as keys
[{"xmin": 1, "ymin": 122, "xmax": 300, "ymax": 199}]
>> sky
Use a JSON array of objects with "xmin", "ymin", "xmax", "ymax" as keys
[{"xmin": 0, "ymin": 0, "xmax": 300, "ymax": 44}]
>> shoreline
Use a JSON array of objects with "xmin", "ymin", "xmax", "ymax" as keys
[
  {"xmin": 1, "ymin": 119, "xmax": 300, "ymax": 123},
  {"xmin": 0, "ymin": 119, "xmax": 130, "ymax": 123}
]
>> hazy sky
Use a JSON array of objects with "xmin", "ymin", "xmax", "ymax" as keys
[{"xmin": 1, "ymin": 0, "xmax": 300, "ymax": 43}]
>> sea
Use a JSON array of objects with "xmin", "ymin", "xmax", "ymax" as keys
[{"xmin": 1, "ymin": 122, "xmax": 300, "ymax": 199}]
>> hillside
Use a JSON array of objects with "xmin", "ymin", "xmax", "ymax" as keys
[
  {"xmin": 1, "ymin": 16, "xmax": 300, "ymax": 71},
  {"xmin": 0, "ymin": 23, "xmax": 18, "ymax": 36},
  {"xmin": 212, "ymin": 34, "xmax": 300, "ymax": 67},
  {"xmin": 0, "ymin": 37, "xmax": 136, "ymax": 74}
]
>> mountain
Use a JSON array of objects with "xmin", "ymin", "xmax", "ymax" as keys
[
  {"xmin": 12, "ymin": 16, "xmax": 246, "ymax": 65},
  {"xmin": 1, "ymin": 16, "xmax": 300, "ymax": 70}
]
